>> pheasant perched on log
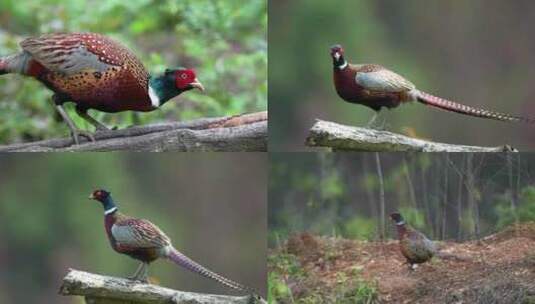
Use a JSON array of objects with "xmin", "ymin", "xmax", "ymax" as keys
[
  {"xmin": 0, "ymin": 33, "xmax": 204, "ymax": 144},
  {"xmin": 89, "ymin": 189, "xmax": 254, "ymax": 294},
  {"xmin": 389, "ymin": 212, "xmax": 436, "ymax": 270},
  {"xmin": 330, "ymin": 44, "xmax": 532, "ymax": 125}
]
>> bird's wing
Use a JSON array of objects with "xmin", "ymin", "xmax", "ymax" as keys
[
  {"xmin": 356, "ymin": 68, "xmax": 415, "ymax": 93},
  {"xmin": 408, "ymin": 230, "xmax": 436, "ymax": 255},
  {"xmin": 20, "ymin": 33, "xmax": 134, "ymax": 75},
  {"xmin": 111, "ymin": 218, "xmax": 171, "ymax": 249}
]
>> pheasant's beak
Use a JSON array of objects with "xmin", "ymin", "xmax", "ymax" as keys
[
  {"xmin": 334, "ymin": 52, "xmax": 341, "ymax": 61},
  {"xmin": 190, "ymin": 78, "xmax": 205, "ymax": 92},
  {"xmin": 89, "ymin": 193, "xmax": 95, "ymax": 199}
]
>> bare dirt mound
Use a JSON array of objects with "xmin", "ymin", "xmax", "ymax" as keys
[{"xmin": 269, "ymin": 223, "xmax": 535, "ymax": 303}]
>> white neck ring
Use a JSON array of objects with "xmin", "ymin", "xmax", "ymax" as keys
[
  {"xmin": 104, "ymin": 207, "xmax": 117, "ymax": 215},
  {"xmin": 338, "ymin": 61, "xmax": 348, "ymax": 70},
  {"xmin": 148, "ymin": 85, "xmax": 160, "ymax": 108}
]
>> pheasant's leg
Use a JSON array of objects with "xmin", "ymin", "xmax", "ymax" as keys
[
  {"xmin": 366, "ymin": 110, "xmax": 388, "ymax": 130},
  {"xmin": 129, "ymin": 262, "xmax": 147, "ymax": 281},
  {"xmin": 366, "ymin": 112, "xmax": 378, "ymax": 127},
  {"xmin": 140, "ymin": 263, "xmax": 149, "ymax": 282},
  {"xmin": 137, "ymin": 262, "xmax": 149, "ymax": 283},
  {"xmin": 54, "ymin": 104, "xmax": 95, "ymax": 144},
  {"xmin": 75, "ymin": 107, "xmax": 109, "ymax": 131}
]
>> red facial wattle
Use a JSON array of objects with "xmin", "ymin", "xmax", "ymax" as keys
[{"xmin": 175, "ymin": 70, "xmax": 194, "ymax": 89}]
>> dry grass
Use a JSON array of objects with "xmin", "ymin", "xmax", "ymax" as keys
[{"xmin": 269, "ymin": 223, "xmax": 535, "ymax": 303}]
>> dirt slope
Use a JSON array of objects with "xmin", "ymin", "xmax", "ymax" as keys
[{"xmin": 269, "ymin": 223, "xmax": 535, "ymax": 303}]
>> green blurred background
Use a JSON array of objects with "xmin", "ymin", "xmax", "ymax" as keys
[
  {"xmin": 0, "ymin": 0, "xmax": 267, "ymax": 143},
  {"xmin": 269, "ymin": 0, "xmax": 535, "ymax": 151},
  {"xmin": 269, "ymin": 153, "xmax": 535, "ymax": 246},
  {"xmin": 0, "ymin": 153, "xmax": 267, "ymax": 303}
]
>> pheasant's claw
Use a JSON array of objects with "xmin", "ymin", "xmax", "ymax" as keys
[
  {"xmin": 71, "ymin": 129, "xmax": 95, "ymax": 145},
  {"xmin": 366, "ymin": 112, "xmax": 388, "ymax": 130},
  {"xmin": 128, "ymin": 277, "xmax": 148, "ymax": 283},
  {"xmin": 95, "ymin": 125, "xmax": 110, "ymax": 131}
]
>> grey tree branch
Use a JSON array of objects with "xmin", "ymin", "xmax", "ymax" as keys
[
  {"xmin": 306, "ymin": 119, "xmax": 516, "ymax": 152},
  {"xmin": 0, "ymin": 112, "xmax": 267, "ymax": 152},
  {"xmin": 60, "ymin": 269, "xmax": 264, "ymax": 304}
]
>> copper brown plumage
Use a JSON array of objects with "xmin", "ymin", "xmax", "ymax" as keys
[
  {"xmin": 330, "ymin": 44, "xmax": 532, "ymax": 124},
  {"xmin": 0, "ymin": 32, "xmax": 204, "ymax": 144},
  {"xmin": 21, "ymin": 33, "xmax": 151, "ymax": 112},
  {"xmin": 390, "ymin": 212, "xmax": 436, "ymax": 270},
  {"xmin": 89, "ymin": 189, "xmax": 255, "ymax": 294}
]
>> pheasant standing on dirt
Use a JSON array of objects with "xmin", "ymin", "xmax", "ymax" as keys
[
  {"xmin": 330, "ymin": 44, "xmax": 532, "ymax": 126},
  {"xmin": 89, "ymin": 189, "xmax": 255, "ymax": 294},
  {"xmin": 0, "ymin": 33, "xmax": 204, "ymax": 144},
  {"xmin": 390, "ymin": 212, "xmax": 436, "ymax": 270}
]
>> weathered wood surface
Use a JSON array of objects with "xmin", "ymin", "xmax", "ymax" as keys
[
  {"xmin": 0, "ymin": 111, "xmax": 267, "ymax": 152},
  {"xmin": 60, "ymin": 269, "xmax": 265, "ymax": 304},
  {"xmin": 306, "ymin": 120, "xmax": 516, "ymax": 152}
]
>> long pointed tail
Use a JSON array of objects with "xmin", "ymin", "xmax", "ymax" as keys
[
  {"xmin": 0, "ymin": 52, "xmax": 31, "ymax": 75},
  {"xmin": 166, "ymin": 247, "xmax": 255, "ymax": 293},
  {"xmin": 413, "ymin": 90, "xmax": 533, "ymax": 123}
]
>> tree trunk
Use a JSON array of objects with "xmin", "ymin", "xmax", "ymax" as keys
[{"xmin": 375, "ymin": 153, "xmax": 386, "ymax": 240}]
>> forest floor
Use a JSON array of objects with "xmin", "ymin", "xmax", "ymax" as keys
[{"xmin": 268, "ymin": 222, "xmax": 535, "ymax": 304}]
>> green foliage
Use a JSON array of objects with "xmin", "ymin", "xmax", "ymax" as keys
[
  {"xmin": 344, "ymin": 279, "xmax": 379, "ymax": 304},
  {"xmin": 268, "ymin": 272, "xmax": 293, "ymax": 304},
  {"xmin": 268, "ymin": 251, "xmax": 379, "ymax": 304},
  {"xmin": 320, "ymin": 171, "xmax": 345, "ymax": 201},
  {"xmin": 399, "ymin": 207, "xmax": 426, "ymax": 230},
  {"xmin": 268, "ymin": 253, "xmax": 306, "ymax": 278},
  {"xmin": 268, "ymin": 253, "xmax": 303, "ymax": 303},
  {"xmin": 0, "ymin": 0, "xmax": 266, "ymax": 143},
  {"xmin": 344, "ymin": 215, "xmax": 376, "ymax": 240},
  {"xmin": 460, "ymin": 209, "xmax": 476, "ymax": 236},
  {"xmin": 494, "ymin": 186, "xmax": 535, "ymax": 230}
]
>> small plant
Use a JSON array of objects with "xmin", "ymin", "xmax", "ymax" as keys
[
  {"xmin": 344, "ymin": 216, "xmax": 376, "ymax": 240},
  {"xmin": 268, "ymin": 272, "xmax": 293, "ymax": 304},
  {"xmin": 347, "ymin": 279, "xmax": 379, "ymax": 304},
  {"xmin": 268, "ymin": 253, "xmax": 305, "ymax": 278}
]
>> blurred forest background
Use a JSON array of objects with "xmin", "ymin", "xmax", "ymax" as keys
[
  {"xmin": 269, "ymin": 153, "xmax": 535, "ymax": 246},
  {"xmin": 270, "ymin": 0, "xmax": 535, "ymax": 151},
  {"xmin": 0, "ymin": 153, "xmax": 267, "ymax": 303},
  {"xmin": 0, "ymin": 0, "xmax": 267, "ymax": 143}
]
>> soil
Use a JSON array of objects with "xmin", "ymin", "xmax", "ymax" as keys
[{"xmin": 269, "ymin": 223, "xmax": 535, "ymax": 304}]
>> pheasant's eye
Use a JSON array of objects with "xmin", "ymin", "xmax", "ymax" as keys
[{"xmin": 181, "ymin": 74, "xmax": 187, "ymax": 79}]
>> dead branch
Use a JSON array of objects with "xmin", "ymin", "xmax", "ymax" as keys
[
  {"xmin": 0, "ymin": 112, "xmax": 267, "ymax": 152},
  {"xmin": 59, "ymin": 269, "xmax": 265, "ymax": 304},
  {"xmin": 306, "ymin": 119, "xmax": 516, "ymax": 152}
]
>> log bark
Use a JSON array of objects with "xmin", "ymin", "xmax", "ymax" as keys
[
  {"xmin": 59, "ymin": 269, "xmax": 265, "ymax": 304},
  {"xmin": 306, "ymin": 120, "xmax": 516, "ymax": 152},
  {"xmin": 0, "ymin": 112, "xmax": 267, "ymax": 152}
]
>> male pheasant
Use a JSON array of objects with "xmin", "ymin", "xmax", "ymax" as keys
[
  {"xmin": 389, "ymin": 212, "xmax": 436, "ymax": 270},
  {"xmin": 330, "ymin": 44, "xmax": 532, "ymax": 126},
  {"xmin": 89, "ymin": 189, "xmax": 254, "ymax": 294},
  {"xmin": 0, "ymin": 33, "xmax": 204, "ymax": 144}
]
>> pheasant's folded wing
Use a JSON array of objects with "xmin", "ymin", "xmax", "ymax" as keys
[
  {"xmin": 408, "ymin": 231, "xmax": 436, "ymax": 256},
  {"xmin": 111, "ymin": 218, "xmax": 171, "ymax": 248},
  {"xmin": 20, "ymin": 33, "xmax": 137, "ymax": 76},
  {"xmin": 356, "ymin": 68, "xmax": 415, "ymax": 93}
]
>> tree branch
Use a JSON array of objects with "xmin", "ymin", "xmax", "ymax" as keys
[
  {"xmin": 60, "ymin": 269, "xmax": 265, "ymax": 304},
  {"xmin": 306, "ymin": 119, "xmax": 517, "ymax": 152},
  {"xmin": 0, "ymin": 112, "xmax": 267, "ymax": 152}
]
